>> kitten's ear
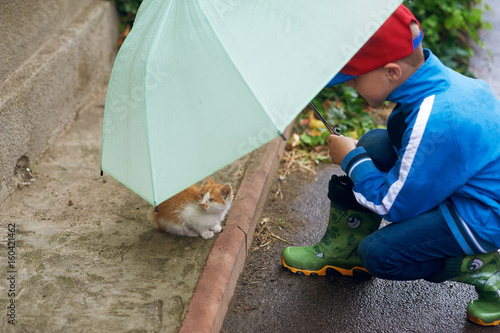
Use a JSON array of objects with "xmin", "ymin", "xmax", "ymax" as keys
[{"xmin": 221, "ymin": 184, "xmax": 232, "ymax": 199}]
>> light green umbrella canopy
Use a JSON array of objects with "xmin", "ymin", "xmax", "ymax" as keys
[{"xmin": 101, "ymin": 0, "xmax": 402, "ymax": 207}]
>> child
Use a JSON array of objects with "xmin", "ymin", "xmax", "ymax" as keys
[{"xmin": 281, "ymin": 4, "xmax": 500, "ymax": 327}]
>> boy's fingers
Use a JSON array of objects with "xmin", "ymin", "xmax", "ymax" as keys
[
  {"xmin": 327, "ymin": 134, "xmax": 341, "ymax": 143},
  {"xmin": 327, "ymin": 134, "xmax": 345, "ymax": 144}
]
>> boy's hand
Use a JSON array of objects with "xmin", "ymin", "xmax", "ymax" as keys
[{"xmin": 327, "ymin": 135, "xmax": 358, "ymax": 165}]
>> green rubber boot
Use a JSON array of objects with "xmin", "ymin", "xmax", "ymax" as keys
[
  {"xmin": 428, "ymin": 251, "xmax": 500, "ymax": 326},
  {"xmin": 453, "ymin": 252, "xmax": 500, "ymax": 326},
  {"xmin": 281, "ymin": 175, "xmax": 381, "ymax": 278}
]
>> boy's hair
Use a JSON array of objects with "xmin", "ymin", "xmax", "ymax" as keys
[{"xmin": 400, "ymin": 21, "xmax": 425, "ymax": 68}]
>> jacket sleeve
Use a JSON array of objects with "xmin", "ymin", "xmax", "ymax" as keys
[{"xmin": 341, "ymin": 96, "xmax": 468, "ymax": 222}]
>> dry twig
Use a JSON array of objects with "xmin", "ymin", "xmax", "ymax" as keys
[{"xmin": 252, "ymin": 218, "xmax": 294, "ymax": 251}]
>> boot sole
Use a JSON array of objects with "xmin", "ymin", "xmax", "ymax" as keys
[
  {"xmin": 281, "ymin": 255, "xmax": 372, "ymax": 280},
  {"xmin": 468, "ymin": 314, "xmax": 500, "ymax": 327}
]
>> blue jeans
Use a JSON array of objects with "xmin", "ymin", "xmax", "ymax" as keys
[{"xmin": 355, "ymin": 129, "xmax": 465, "ymax": 281}]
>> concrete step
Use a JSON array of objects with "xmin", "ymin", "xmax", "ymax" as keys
[{"xmin": 0, "ymin": 0, "xmax": 119, "ymax": 204}]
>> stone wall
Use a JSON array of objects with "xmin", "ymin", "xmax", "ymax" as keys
[{"xmin": 0, "ymin": 0, "xmax": 119, "ymax": 203}]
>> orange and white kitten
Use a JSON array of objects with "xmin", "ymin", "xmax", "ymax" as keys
[{"xmin": 153, "ymin": 177, "xmax": 233, "ymax": 239}]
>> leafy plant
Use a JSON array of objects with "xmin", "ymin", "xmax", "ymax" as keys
[
  {"xmin": 405, "ymin": 0, "xmax": 491, "ymax": 76},
  {"xmin": 114, "ymin": 0, "xmax": 143, "ymax": 31},
  {"xmin": 295, "ymin": 84, "xmax": 380, "ymax": 150}
]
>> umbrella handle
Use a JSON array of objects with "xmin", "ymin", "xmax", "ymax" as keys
[{"xmin": 308, "ymin": 102, "xmax": 341, "ymax": 136}]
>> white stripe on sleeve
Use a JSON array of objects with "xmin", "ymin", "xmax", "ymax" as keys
[{"xmin": 354, "ymin": 95, "xmax": 436, "ymax": 216}]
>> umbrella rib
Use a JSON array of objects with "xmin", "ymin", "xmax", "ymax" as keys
[
  {"xmin": 196, "ymin": 0, "xmax": 282, "ymax": 139},
  {"xmin": 142, "ymin": 0, "xmax": 177, "ymax": 207}
]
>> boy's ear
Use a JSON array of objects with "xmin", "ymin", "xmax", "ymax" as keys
[{"xmin": 384, "ymin": 63, "xmax": 402, "ymax": 82}]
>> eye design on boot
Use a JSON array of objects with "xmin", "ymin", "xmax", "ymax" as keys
[
  {"xmin": 469, "ymin": 258, "xmax": 484, "ymax": 271},
  {"xmin": 347, "ymin": 215, "xmax": 362, "ymax": 229}
]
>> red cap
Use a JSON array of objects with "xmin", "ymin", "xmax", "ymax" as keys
[{"xmin": 327, "ymin": 4, "xmax": 423, "ymax": 86}]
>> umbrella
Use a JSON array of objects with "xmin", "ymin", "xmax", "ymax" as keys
[{"xmin": 101, "ymin": 0, "xmax": 402, "ymax": 207}]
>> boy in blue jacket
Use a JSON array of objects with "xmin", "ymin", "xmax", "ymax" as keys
[{"xmin": 281, "ymin": 4, "xmax": 500, "ymax": 326}]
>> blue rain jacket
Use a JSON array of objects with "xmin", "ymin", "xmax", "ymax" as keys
[{"xmin": 341, "ymin": 49, "xmax": 500, "ymax": 255}]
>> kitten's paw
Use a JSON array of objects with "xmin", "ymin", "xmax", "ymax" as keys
[
  {"xmin": 211, "ymin": 225, "xmax": 222, "ymax": 234},
  {"xmin": 201, "ymin": 231, "xmax": 215, "ymax": 239}
]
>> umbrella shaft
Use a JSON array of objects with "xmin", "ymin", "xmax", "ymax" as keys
[{"xmin": 308, "ymin": 102, "xmax": 340, "ymax": 136}]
